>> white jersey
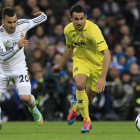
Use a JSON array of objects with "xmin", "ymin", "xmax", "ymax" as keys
[{"xmin": 0, "ymin": 14, "xmax": 47, "ymax": 72}]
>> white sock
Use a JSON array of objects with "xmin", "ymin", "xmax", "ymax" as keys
[{"xmin": 24, "ymin": 95, "xmax": 36, "ymax": 112}]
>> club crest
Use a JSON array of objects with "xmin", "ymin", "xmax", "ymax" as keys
[
  {"xmin": 74, "ymin": 67, "xmax": 78, "ymax": 72},
  {"xmin": 81, "ymin": 34, "xmax": 85, "ymax": 39},
  {"xmin": 20, "ymin": 32, "xmax": 24, "ymax": 38}
]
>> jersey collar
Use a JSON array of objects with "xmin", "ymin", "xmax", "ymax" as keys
[{"xmin": 71, "ymin": 20, "xmax": 88, "ymax": 31}]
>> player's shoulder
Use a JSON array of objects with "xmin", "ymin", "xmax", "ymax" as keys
[
  {"xmin": 0, "ymin": 26, "xmax": 4, "ymax": 37},
  {"xmin": 16, "ymin": 19, "xmax": 30, "ymax": 26},
  {"xmin": 86, "ymin": 20, "xmax": 101, "ymax": 35},
  {"xmin": 64, "ymin": 22, "xmax": 74, "ymax": 34},
  {"xmin": 87, "ymin": 20, "xmax": 99, "ymax": 29}
]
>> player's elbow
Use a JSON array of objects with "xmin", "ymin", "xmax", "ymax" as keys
[{"xmin": 103, "ymin": 49, "xmax": 111, "ymax": 59}]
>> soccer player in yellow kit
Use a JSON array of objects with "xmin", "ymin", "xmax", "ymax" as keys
[{"xmin": 53, "ymin": 4, "xmax": 111, "ymax": 133}]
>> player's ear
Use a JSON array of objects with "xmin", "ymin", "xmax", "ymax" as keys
[{"xmin": 70, "ymin": 16, "xmax": 72, "ymax": 22}]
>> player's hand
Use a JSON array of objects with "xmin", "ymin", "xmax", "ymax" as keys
[
  {"xmin": 94, "ymin": 78, "xmax": 106, "ymax": 93},
  {"xmin": 18, "ymin": 38, "xmax": 29, "ymax": 48},
  {"xmin": 33, "ymin": 11, "xmax": 44, "ymax": 17},
  {"xmin": 53, "ymin": 65, "xmax": 63, "ymax": 76}
]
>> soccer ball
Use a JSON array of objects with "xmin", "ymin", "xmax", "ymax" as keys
[{"xmin": 135, "ymin": 114, "xmax": 140, "ymax": 131}]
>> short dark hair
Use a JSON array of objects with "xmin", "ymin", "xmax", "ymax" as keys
[
  {"xmin": 2, "ymin": 7, "xmax": 16, "ymax": 19},
  {"xmin": 70, "ymin": 4, "xmax": 86, "ymax": 17}
]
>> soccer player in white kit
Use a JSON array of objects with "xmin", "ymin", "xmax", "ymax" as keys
[{"xmin": 0, "ymin": 7, "xmax": 47, "ymax": 130}]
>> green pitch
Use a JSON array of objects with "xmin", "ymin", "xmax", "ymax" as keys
[{"xmin": 0, "ymin": 121, "xmax": 139, "ymax": 140}]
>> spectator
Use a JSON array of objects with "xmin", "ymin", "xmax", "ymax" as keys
[
  {"xmin": 117, "ymin": 55, "xmax": 129, "ymax": 74},
  {"xmin": 49, "ymin": 0, "xmax": 69, "ymax": 15},
  {"xmin": 124, "ymin": 0, "xmax": 140, "ymax": 28},
  {"xmin": 44, "ymin": 15, "xmax": 56, "ymax": 37},
  {"xmin": 130, "ymin": 62, "xmax": 140, "ymax": 84},
  {"xmin": 91, "ymin": 7, "xmax": 102, "ymax": 20},
  {"xmin": 25, "ymin": 0, "xmax": 37, "ymax": 17},
  {"xmin": 38, "ymin": 0, "xmax": 50, "ymax": 13},
  {"xmin": 112, "ymin": 71, "xmax": 134, "ymax": 120},
  {"xmin": 30, "ymin": 6, "xmax": 40, "ymax": 18},
  {"xmin": 28, "ymin": 48, "xmax": 46, "ymax": 68},
  {"xmin": 14, "ymin": 5, "xmax": 29, "ymax": 19},
  {"xmin": 55, "ymin": 39, "xmax": 66, "ymax": 55},
  {"xmin": 120, "ymin": 35, "xmax": 132, "ymax": 50},
  {"xmin": 36, "ymin": 38, "xmax": 47, "ymax": 52},
  {"xmin": 61, "ymin": 16, "xmax": 70, "ymax": 28},
  {"xmin": 29, "ymin": 25, "xmax": 49, "ymax": 50},
  {"xmin": 125, "ymin": 46, "xmax": 137, "ymax": 67},
  {"xmin": 53, "ymin": 24, "xmax": 65, "ymax": 42},
  {"xmin": 44, "ymin": 45, "xmax": 56, "ymax": 68},
  {"xmin": 101, "ymin": 0, "xmax": 120, "ymax": 16},
  {"xmin": 3, "ymin": 0, "xmax": 15, "ymax": 8}
]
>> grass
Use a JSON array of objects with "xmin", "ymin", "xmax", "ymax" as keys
[{"xmin": 0, "ymin": 121, "xmax": 139, "ymax": 140}]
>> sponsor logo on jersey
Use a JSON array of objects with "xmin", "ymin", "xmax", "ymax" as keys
[
  {"xmin": 74, "ymin": 67, "xmax": 78, "ymax": 72},
  {"xmin": 20, "ymin": 32, "xmax": 24, "ymax": 38},
  {"xmin": 97, "ymin": 41, "xmax": 104, "ymax": 45},
  {"xmin": 73, "ymin": 42, "xmax": 86, "ymax": 46}
]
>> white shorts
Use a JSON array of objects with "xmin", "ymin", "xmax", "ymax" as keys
[{"xmin": 0, "ymin": 68, "xmax": 31, "ymax": 95}]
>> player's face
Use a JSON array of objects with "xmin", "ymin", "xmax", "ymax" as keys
[
  {"xmin": 2, "ymin": 14, "xmax": 17, "ymax": 34},
  {"xmin": 71, "ymin": 12, "xmax": 86, "ymax": 31}
]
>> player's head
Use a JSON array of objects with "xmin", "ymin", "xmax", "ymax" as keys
[
  {"xmin": 1, "ymin": 7, "xmax": 17, "ymax": 34},
  {"xmin": 70, "ymin": 4, "xmax": 86, "ymax": 31}
]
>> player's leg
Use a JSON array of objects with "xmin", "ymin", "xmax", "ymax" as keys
[
  {"xmin": 86, "ymin": 86, "xmax": 97, "ymax": 104},
  {"xmin": 74, "ymin": 74, "xmax": 90, "ymax": 121},
  {"xmin": 18, "ymin": 87, "xmax": 43, "ymax": 126},
  {"xmin": 67, "ymin": 74, "xmax": 88, "ymax": 125},
  {"xmin": 80, "ymin": 87, "xmax": 97, "ymax": 133},
  {"xmin": 14, "ymin": 69, "xmax": 43, "ymax": 126},
  {"xmin": 0, "ymin": 73, "xmax": 9, "ymax": 130},
  {"xmin": 74, "ymin": 74, "xmax": 93, "ymax": 133},
  {"xmin": 67, "ymin": 62, "xmax": 90, "ymax": 125}
]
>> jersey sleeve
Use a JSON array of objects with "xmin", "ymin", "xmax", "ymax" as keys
[
  {"xmin": 26, "ymin": 14, "xmax": 47, "ymax": 30},
  {"xmin": 0, "ymin": 41, "xmax": 19, "ymax": 61},
  {"xmin": 94, "ymin": 25, "xmax": 108, "ymax": 51},
  {"xmin": 64, "ymin": 27, "xmax": 73, "ymax": 45}
]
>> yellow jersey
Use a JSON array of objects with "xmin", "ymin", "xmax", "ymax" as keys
[{"xmin": 64, "ymin": 20, "xmax": 108, "ymax": 68}]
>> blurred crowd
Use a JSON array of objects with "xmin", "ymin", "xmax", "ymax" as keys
[{"xmin": 0, "ymin": 0, "xmax": 140, "ymax": 122}]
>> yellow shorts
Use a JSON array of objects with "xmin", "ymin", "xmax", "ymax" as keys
[{"xmin": 73, "ymin": 60, "xmax": 102, "ymax": 92}]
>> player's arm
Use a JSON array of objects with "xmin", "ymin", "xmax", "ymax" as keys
[
  {"xmin": 94, "ymin": 49, "xmax": 111, "ymax": 93},
  {"xmin": 0, "ymin": 38, "xmax": 29, "ymax": 61},
  {"xmin": 53, "ymin": 45, "xmax": 74, "ymax": 75},
  {"xmin": 93, "ymin": 25, "xmax": 111, "ymax": 93},
  {"xmin": 27, "ymin": 12, "xmax": 47, "ymax": 30},
  {"xmin": 101, "ymin": 49, "xmax": 111, "ymax": 80}
]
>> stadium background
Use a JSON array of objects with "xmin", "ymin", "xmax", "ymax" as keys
[{"xmin": 0, "ymin": 0, "xmax": 140, "ymax": 122}]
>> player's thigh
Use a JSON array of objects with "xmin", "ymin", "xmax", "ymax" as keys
[
  {"xmin": 73, "ymin": 61, "xmax": 90, "ymax": 86},
  {"xmin": 86, "ymin": 68, "xmax": 102, "ymax": 92},
  {"xmin": 0, "ymin": 72, "xmax": 9, "ymax": 94},
  {"xmin": 14, "ymin": 70, "xmax": 31, "ymax": 95}
]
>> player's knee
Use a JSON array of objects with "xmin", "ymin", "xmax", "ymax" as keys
[
  {"xmin": 76, "ymin": 83, "xmax": 85, "ymax": 91},
  {"xmin": 19, "ymin": 95, "xmax": 31, "ymax": 103}
]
